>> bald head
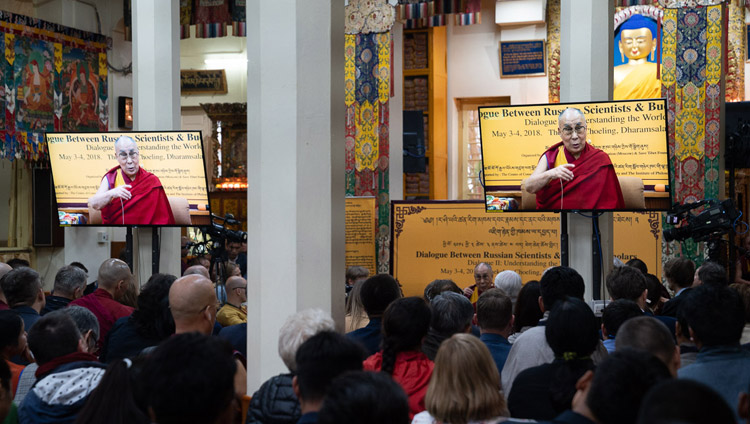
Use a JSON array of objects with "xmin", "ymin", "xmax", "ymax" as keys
[
  {"xmin": 558, "ymin": 107, "xmax": 586, "ymax": 125},
  {"xmin": 169, "ymin": 275, "xmax": 217, "ymax": 335},
  {"xmin": 97, "ymin": 259, "xmax": 132, "ymax": 290},
  {"xmin": 225, "ymin": 276, "xmax": 247, "ymax": 305},
  {"xmin": 183, "ymin": 265, "xmax": 210, "ymax": 279}
]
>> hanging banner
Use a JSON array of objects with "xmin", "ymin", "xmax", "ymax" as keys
[
  {"xmin": 391, "ymin": 201, "xmax": 559, "ymax": 297},
  {"xmin": 613, "ymin": 211, "xmax": 663, "ymax": 279},
  {"xmin": 346, "ymin": 197, "xmax": 377, "ymax": 275}
]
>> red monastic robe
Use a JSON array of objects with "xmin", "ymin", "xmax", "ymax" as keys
[
  {"xmin": 535, "ymin": 142, "xmax": 624, "ymax": 210},
  {"xmin": 100, "ymin": 166, "xmax": 175, "ymax": 225}
]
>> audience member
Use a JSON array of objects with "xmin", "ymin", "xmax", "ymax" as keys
[
  {"xmin": 422, "ymin": 279, "xmax": 461, "ymax": 303},
  {"xmin": 543, "ymin": 348, "xmax": 671, "ymax": 424},
  {"xmin": 15, "ymin": 306, "xmax": 100, "ymax": 406},
  {"xmin": 501, "ymin": 267, "xmax": 603, "ymax": 396},
  {"xmin": 636, "ymin": 379, "xmax": 735, "ymax": 424},
  {"xmin": 69, "ymin": 262, "xmax": 96, "ymax": 296},
  {"xmin": 6, "ymin": 259, "xmax": 29, "ymax": 269},
  {"xmin": 140, "ymin": 333, "xmax": 238, "ymax": 424},
  {"xmin": 42, "ymin": 265, "xmax": 87, "ymax": 315},
  {"xmin": 508, "ymin": 297, "xmax": 597, "ymax": 421},
  {"xmin": 413, "ymin": 334, "xmax": 509, "ymax": 424},
  {"xmin": 318, "ymin": 371, "xmax": 410, "ymax": 424},
  {"xmin": 363, "ymin": 297, "xmax": 432, "ymax": 419},
  {"xmin": 346, "ymin": 274, "xmax": 402, "ymax": 356},
  {"xmin": 615, "ymin": 316, "xmax": 680, "ymax": 376},
  {"xmin": 70, "ymin": 259, "xmax": 135, "ymax": 348},
  {"xmin": 693, "ymin": 261, "xmax": 728, "ymax": 287},
  {"xmin": 74, "ymin": 357, "xmax": 149, "ymax": 424},
  {"xmin": 182, "ymin": 264, "xmax": 210, "ymax": 279},
  {"xmin": 606, "ymin": 266, "xmax": 648, "ymax": 310},
  {"xmin": 293, "ymin": 331, "xmax": 366, "ymax": 424},
  {"xmin": 600, "ymin": 299, "xmax": 642, "ymax": 354},
  {"xmin": 678, "ymin": 284, "xmax": 750, "ymax": 421},
  {"xmin": 100, "ymin": 274, "xmax": 176, "ymax": 363},
  {"xmin": 0, "ymin": 262, "xmax": 13, "ymax": 310},
  {"xmin": 462, "ymin": 263, "xmax": 494, "ymax": 310},
  {"xmin": 246, "ymin": 309, "xmax": 335, "ymax": 424},
  {"xmin": 661, "ymin": 257, "xmax": 695, "ymax": 317},
  {"xmin": 216, "ymin": 276, "xmax": 247, "ymax": 326},
  {"xmin": 643, "ymin": 273, "xmax": 669, "ymax": 315},
  {"xmin": 0, "ymin": 310, "xmax": 28, "ymax": 396},
  {"xmin": 345, "ymin": 279, "xmax": 369, "ymax": 332},
  {"xmin": 345, "ymin": 266, "xmax": 369, "ymax": 297},
  {"xmin": 19, "ymin": 311, "xmax": 105, "ymax": 424},
  {"xmin": 493, "ymin": 270, "xmax": 523, "ymax": 308},
  {"xmin": 730, "ymin": 282, "xmax": 750, "ymax": 345},
  {"xmin": 422, "ymin": 292, "xmax": 475, "ymax": 360},
  {"xmin": 62, "ymin": 306, "xmax": 100, "ymax": 355},
  {"xmin": 168, "ymin": 274, "xmax": 218, "ymax": 336},
  {"xmin": 476, "ymin": 288, "xmax": 514, "ymax": 374},
  {"xmin": 510, "ymin": 280, "xmax": 542, "ymax": 343},
  {"xmin": 625, "ymin": 258, "xmax": 648, "ymax": 275},
  {"xmin": 1, "ymin": 267, "xmax": 45, "ymax": 332}
]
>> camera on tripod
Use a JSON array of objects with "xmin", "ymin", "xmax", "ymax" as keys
[
  {"xmin": 663, "ymin": 199, "xmax": 740, "ymax": 243},
  {"xmin": 206, "ymin": 214, "xmax": 247, "ymax": 248}
]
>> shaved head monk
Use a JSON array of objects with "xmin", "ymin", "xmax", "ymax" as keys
[
  {"xmin": 216, "ymin": 276, "xmax": 247, "ymax": 327},
  {"xmin": 87, "ymin": 135, "xmax": 175, "ymax": 225},
  {"xmin": 523, "ymin": 108, "xmax": 625, "ymax": 210},
  {"xmin": 70, "ymin": 258, "xmax": 135, "ymax": 347},
  {"xmin": 169, "ymin": 274, "xmax": 218, "ymax": 335},
  {"xmin": 183, "ymin": 265, "xmax": 211, "ymax": 279}
]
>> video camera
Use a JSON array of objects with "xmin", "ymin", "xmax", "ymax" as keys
[
  {"xmin": 663, "ymin": 199, "xmax": 740, "ymax": 243},
  {"xmin": 205, "ymin": 213, "xmax": 247, "ymax": 247}
]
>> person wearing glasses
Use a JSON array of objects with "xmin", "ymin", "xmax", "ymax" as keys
[
  {"xmin": 88, "ymin": 135, "xmax": 175, "ymax": 224},
  {"xmin": 523, "ymin": 108, "xmax": 624, "ymax": 210}
]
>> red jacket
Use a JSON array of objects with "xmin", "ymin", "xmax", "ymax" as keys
[{"xmin": 363, "ymin": 350, "xmax": 433, "ymax": 419}]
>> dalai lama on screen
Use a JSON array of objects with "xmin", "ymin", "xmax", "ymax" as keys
[
  {"xmin": 523, "ymin": 108, "xmax": 624, "ymax": 210},
  {"xmin": 87, "ymin": 135, "xmax": 175, "ymax": 225}
]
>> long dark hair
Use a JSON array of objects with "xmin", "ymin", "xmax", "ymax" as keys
[
  {"xmin": 513, "ymin": 281, "xmax": 543, "ymax": 332},
  {"xmin": 74, "ymin": 358, "xmax": 150, "ymax": 424},
  {"xmin": 130, "ymin": 273, "xmax": 176, "ymax": 341},
  {"xmin": 380, "ymin": 297, "xmax": 431, "ymax": 375}
]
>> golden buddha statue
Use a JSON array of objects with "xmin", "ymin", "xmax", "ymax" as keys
[{"xmin": 613, "ymin": 14, "xmax": 660, "ymax": 100}]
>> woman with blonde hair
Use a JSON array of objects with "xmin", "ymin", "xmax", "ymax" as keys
[{"xmin": 412, "ymin": 333, "xmax": 510, "ymax": 424}]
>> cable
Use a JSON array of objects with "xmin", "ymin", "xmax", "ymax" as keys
[
  {"xmin": 120, "ymin": 197, "xmax": 125, "ymax": 225},
  {"xmin": 734, "ymin": 211, "xmax": 749, "ymax": 235},
  {"xmin": 559, "ymin": 179, "xmax": 564, "ymax": 209}
]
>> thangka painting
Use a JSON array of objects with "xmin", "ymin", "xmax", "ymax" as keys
[{"xmin": 0, "ymin": 10, "xmax": 108, "ymax": 162}]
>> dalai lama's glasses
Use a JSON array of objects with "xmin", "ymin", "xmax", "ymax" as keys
[
  {"xmin": 117, "ymin": 150, "xmax": 139, "ymax": 160},
  {"xmin": 560, "ymin": 125, "xmax": 587, "ymax": 137}
]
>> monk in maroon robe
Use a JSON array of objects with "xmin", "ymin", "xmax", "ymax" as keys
[
  {"xmin": 524, "ymin": 108, "xmax": 624, "ymax": 210},
  {"xmin": 88, "ymin": 135, "xmax": 175, "ymax": 225}
]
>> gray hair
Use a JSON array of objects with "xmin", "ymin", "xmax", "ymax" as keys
[
  {"xmin": 558, "ymin": 107, "xmax": 586, "ymax": 124},
  {"xmin": 494, "ymin": 270, "xmax": 522, "ymax": 305},
  {"xmin": 61, "ymin": 305, "xmax": 100, "ymax": 342},
  {"xmin": 114, "ymin": 135, "xmax": 137, "ymax": 149},
  {"xmin": 278, "ymin": 308, "xmax": 335, "ymax": 372},
  {"xmin": 429, "ymin": 292, "xmax": 474, "ymax": 335},
  {"xmin": 53, "ymin": 266, "xmax": 87, "ymax": 297}
]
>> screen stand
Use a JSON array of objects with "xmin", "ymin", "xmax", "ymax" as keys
[
  {"xmin": 560, "ymin": 212, "xmax": 569, "ymax": 266},
  {"xmin": 125, "ymin": 227, "xmax": 134, "ymax": 271},
  {"xmin": 591, "ymin": 215, "xmax": 601, "ymax": 301},
  {"xmin": 152, "ymin": 227, "xmax": 160, "ymax": 275}
]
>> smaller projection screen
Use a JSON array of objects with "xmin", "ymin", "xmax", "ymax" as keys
[
  {"xmin": 46, "ymin": 131, "xmax": 211, "ymax": 226},
  {"xmin": 478, "ymin": 99, "xmax": 670, "ymax": 212}
]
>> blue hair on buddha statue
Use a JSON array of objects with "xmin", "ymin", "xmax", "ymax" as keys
[{"xmin": 616, "ymin": 13, "xmax": 657, "ymax": 38}]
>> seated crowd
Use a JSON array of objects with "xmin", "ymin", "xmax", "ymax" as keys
[{"xmin": 0, "ymin": 255, "xmax": 748, "ymax": 424}]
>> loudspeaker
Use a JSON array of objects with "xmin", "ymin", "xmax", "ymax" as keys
[
  {"xmin": 403, "ymin": 110, "xmax": 426, "ymax": 173},
  {"xmin": 33, "ymin": 168, "xmax": 64, "ymax": 247}
]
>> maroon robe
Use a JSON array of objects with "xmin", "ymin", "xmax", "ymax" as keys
[
  {"xmin": 100, "ymin": 166, "xmax": 175, "ymax": 225},
  {"xmin": 70, "ymin": 288, "xmax": 134, "ymax": 347},
  {"xmin": 536, "ymin": 142, "xmax": 624, "ymax": 210}
]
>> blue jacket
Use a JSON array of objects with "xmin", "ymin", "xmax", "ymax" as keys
[
  {"xmin": 678, "ymin": 344, "xmax": 750, "ymax": 422},
  {"xmin": 18, "ymin": 360, "xmax": 106, "ymax": 424},
  {"xmin": 480, "ymin": 333, "xmax": 512, "ymax": 374},
  {"xmin": 346, "ymin": 317, "xmax": 382, "ymax": 356}
]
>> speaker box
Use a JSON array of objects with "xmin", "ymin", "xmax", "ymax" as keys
[{"xmin": 33, "ymin": 168, "xmax": 64, "ymax": 247}]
